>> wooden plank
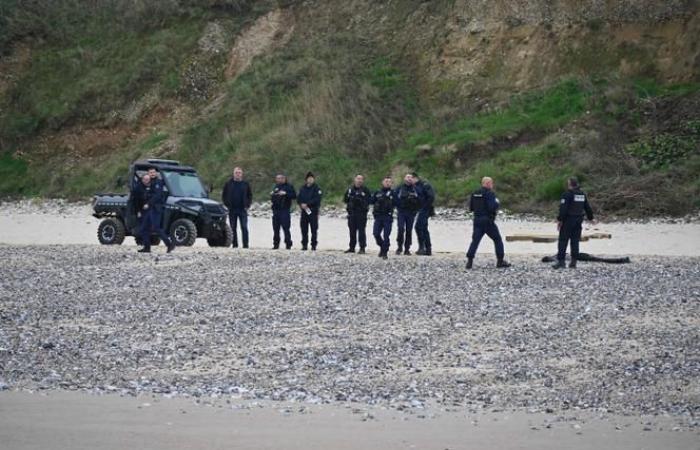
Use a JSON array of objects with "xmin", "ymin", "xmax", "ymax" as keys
[{"xmin": 506, "ymin": 233, "xmax": 612, "ymax": 243}]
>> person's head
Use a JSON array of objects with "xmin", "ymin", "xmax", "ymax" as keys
[
  {"xmin": 354, "ymin": 174, "xmax": 365, "ymax": 187},
  {"xmin": 411, "ymin": 172, "xmax": 420, "ymax": 182},
  {"xmin": 404, "ymin": 173, "xmax": 414, "ymax": 185},
  {"xmin": 275, "ymin": 174, "xmax": 287, "ymax": 185},
  {"xmin": 305, "ymin": 171, "xmax": 315, "ymax": 186},
  {"xmin": 141, "ymin": 174, "xmax": 151, "ymax": 185},
  {"xmin": 481, "ymin": 176, "xmax": 494, "ymax": 190},
  {"xmin": 567, "ymin": 177, "xmax": 579, "ymax": 190},
  {"xmin": 382, "ymin": 176, "xmax": 393, "ymax": 189},
  {"xmin": 233, "ymin": 167, "xmax": 243, "ymax": 181},
  {"xmin": 147, "ymin": 167, "xmax": 158, "ymax": 180}
]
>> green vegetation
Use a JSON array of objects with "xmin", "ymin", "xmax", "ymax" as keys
[{"xmin": 626, "ymin": 120, "xmax": 700, "ymax": 170}]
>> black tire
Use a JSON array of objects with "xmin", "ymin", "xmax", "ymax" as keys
[
  {"xmin": 207, "ymin": 222, "xmax": 233, "ymax": 247},
  {"xmin": 169, "ymin": 218, "xmax": 197, "ymax": 246},
  {"xmin": 97, "ymin": 218, "xmax": 126, "ymax": 245}
]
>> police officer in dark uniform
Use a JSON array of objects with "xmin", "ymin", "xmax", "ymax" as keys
[
  {"xmin": 134, "ymin": 169, "xmax": 174, "ymax": 253},
  {"xmin": 297, "ymin": 171, "xmax": 323, "ymax": 251},
  {"xmin": 553, "ymin": 177, "xmax": 595, "ymax": 269},
  {"xmin": 465, "ymin": 176, "xmax": 510, "ymax": 269},
  {"xmin": 270, "ymin": 174, "xmax": 296, "ymax": 250},
  {"xmin": 222, "ymin": 166, "xmax": 253, "ymax": 248},
  {"xmin": 413, "ymin": 172, "xmax": 436, "ymax": 256},
  {"xmin": 371, "ymin": 176, "xmax": 396, "ymax": 259},
  {"xmin": 394, "ymin": 173, "xmax": 421, "ymax": 255},
  {"xmin": 343, "ymin": 174, "xmax": 371, "ymax": 254}
]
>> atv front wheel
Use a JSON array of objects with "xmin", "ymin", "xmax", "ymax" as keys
[
  {"xmin": 97, "ymin": 218, "xmax": 126, "ymax": 245},
  {"xmin": 207, "ymin": 222, "xmax": 233, "ymax": 247},
  {"xmin": 170, "ymin": 218, "xmax": 197, "ymax": 246}
]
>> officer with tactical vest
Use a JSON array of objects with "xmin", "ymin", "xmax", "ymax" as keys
[
  {"xmin": 413, "ymin": 172, "xmax": 436, "ymax": 256},
  {"xmin": 297, "ymin": 171, "xmax": 323, "ymax": 251},
  {"xmin": 270, "ymin": 174, "xmax": 296, "ymax": 250},
  {"xmin": 343, "ymin": 174, "xmax": 371, "ymax": 254},
  {"xmin": 465, "ymin": 176, "xmax": 510, "ymax": 269},
  {"xmin": 370, "ymin": 176, "xmax": 396, "ymax": 259},
  {"xmin": 394, "ymin": 173, "xmax": 421, "ymax": 255},
  {"xmin": 134, "ymin": 168, "xmax": 175, "ymax": 253},
  {"xmin": 553, "ymin": 177, "xmax": 595, "ymax": 269}
]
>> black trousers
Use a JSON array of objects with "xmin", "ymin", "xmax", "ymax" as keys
[
  {"xmin": 272, "ymin": 210, "xmax": 292, "ymax": 248},
  {"xmin": 557, "ymin": 216, "xmax": 584, "ymax": 261},
  {"xmin": 466, "ymin": 217, "xmax": 504, "ymax": 259},
  {"xmin": 300, "ymin": 210, "xmax": 319, "ymax": 248},
  {"xmin": 396, "ymin": 210, "xmax": 416, "ymax": 251},
  {"xmin": 347, "ymin": 212, "xmax": 368, "ymax": 250},
  {"xmin": 228, "ymin": 208, "xmax": 249, "ymax": 247}
]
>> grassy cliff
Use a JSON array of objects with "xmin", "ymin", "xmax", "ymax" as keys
[{"xmin": 1, "ymin": 0, "xmax": 699, "ymax": 217}]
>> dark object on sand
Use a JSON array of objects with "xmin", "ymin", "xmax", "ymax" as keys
[{"xmin": 541, "ymin": 253, "xmax": 631, "ymax": 264}]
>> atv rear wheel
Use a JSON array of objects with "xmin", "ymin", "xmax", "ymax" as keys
[
  {"xmin": 207, "ymin": 222, "xmax": 233, "ymax": 247},
  {"xmin": 170, "ymin": 218, "xmax": 197, "ymax": 246},
  {"xmin": 97, "ymin": 218, "xmax": 126, "ymax": 245}
]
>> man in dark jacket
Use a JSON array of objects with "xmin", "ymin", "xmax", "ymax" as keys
[
  {"xmin": 270, "ymin": 174, "xmax": 296, "ymax": 249},
  {"xmin": 343, "ymin": 174, "xmax": 371, "ymax": 254},
  {"xmin": 371, "ymin": 176, "xmax": 396, "ymax": 259},
  {"xmin": 553, "ymin": 177, "xmax": 595, "ymax": 269},
  {"xmin": 394, "ymin": 173, "xmax": 421, "ymax": 255},
  {"xmin": 134, "ymin": 170, "xmax": 174, "ymax": 253},
  {"xmin": 222, "ymin": 167, "xmax": 253, "ymax": 248},
  {"xmin": 297, "ymin": 172, "xmax": 323, "ymax": 251},
  {"xmin": 413, "ymin": 173, "xmax": 436, "ymax": 256},
  {"xmin": 465, "ymin": 176, "xmax": 510, "ymax": 269}
]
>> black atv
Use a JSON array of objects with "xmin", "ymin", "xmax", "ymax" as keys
[{"xmin": 93, "ymin": 159, "xmax": 232, "ymax": 247}]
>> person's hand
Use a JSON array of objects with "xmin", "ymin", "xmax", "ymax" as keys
[
  {"xmin": 143, "ymin": 204, "xmax": 149, "ymax": 210},
  {"xmin": 278, "ymin": 191, "xmax": 286, "ymax": 196},
  {"xmin": 300, "ymin": 203, "xmax": 307, "ymax": 209},
  {"xmin": 590, "ymin": 219, "xmax": 598, "ymax": 226},
  {"xmin": 557, "ymin": 221, "xmax": 562, "ymax": 231}
]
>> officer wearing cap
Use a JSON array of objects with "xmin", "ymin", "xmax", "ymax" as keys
[
  {"xmin": 465, "ymin": 176, "xmax": 510, "ymax": 269},
  {"xmin": 297, "ymin": 171, "xmax": 323, "ymax": 251},
  {"xmin": 270, "ymin": 173, "xmax": 296, "ymax": 249},
  {"xmin": 553, "ymin": 177, "xmax": 595, "ymax": 269},
  {"xmin": 343, "ymin": 174, "xmax": 371, "ymax": 254},
  {"xmin": 371, "ymin": 176, "xmax": 396, "ymax": 259}
]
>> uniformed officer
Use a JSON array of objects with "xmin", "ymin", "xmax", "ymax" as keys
[
  {"xmin": 222, "ymin": 166, "xmax": 253, "ymax": 248},
  {"xmin": 371, "ymin": 176, "xmax": 396, "ymax": 259},
  {"xmin": 553, "ymin": 177, "xmax": 595, "ymax": 269},
  {"xmin": 297, "ymin": 171, "xmax": 323, "ymax": 251},
  {"xmin": 343, "ymin": 174, "xmax": 371, "ymax": 254},
  {"xmin": 134, "ymin": 170, "xmax": 174, "ymax": 253},
  {"xmin": 413, "ymin": 172, "xmax": 436, "ymax": 256},
  {"xmin": 394, "ymin": 173, "xmax": 421, "ymax": 255},
  {"xmin": 270, "ymin": 174, "xmax": 296, "ymax": 250},
  {"xmin": 465, "ymin": 176, "xmax": 510, "ymax": 269}
]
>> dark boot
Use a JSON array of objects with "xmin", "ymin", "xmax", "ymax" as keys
[
  {"xmin": 272, "ymin": 244, "xmax": 279, "ymax": 250},
  {"xmin": 381, "ymin": 252, "xmax": 388, "ymax": 260},
  {"xmin": 552, "ymin": 260, "xmax": 566, "ymax": 269},
  {"xmin": 301, "ymin": 245, "xmax": 308, "ymax": 251},
  {"xmin": 137, "ymin": 247, "xmax": 150, "ymax": 253},
  {"xmin": 166, "ymin": 241, "xmax": 175, "ymax": 253},
  {"xmin": 395, "ymin": 247, "xmax": 402, "ymax": 255},
  {"xmin": 403, "ymin": 249, "xmax": 411, "ymax": 256},
  {"xmin": 358, "ymin": 248, "xmax": 366, "ymax": 254},
  {"xmin": 497, "ymin": 259, "xmax": 511, "ymax": 268},
  {"xmin": 569, "ymin": 259, "xmax": 577, "ymax": 269},
  {"xmin": 344, "ymin": 248, "xmax": 355, "ymax": 254},
  {"xmin": 311, "ymin": 246, "xmax": 316, "ymax": 251},
  {"xmin": 466, "ymin": 258, "xmax": 473, "ymax": 269},
  {"xmin": 423, "ymin": 248, "xmax": 432, "ymax": 256},
  {"xmin": 416, "ymin": 246, "xmax": 426, "ymax": 255}
]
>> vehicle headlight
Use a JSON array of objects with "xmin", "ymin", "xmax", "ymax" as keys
[{"xmin": 176, "ymin": 200, "xmax": 203, "ymax": 212}]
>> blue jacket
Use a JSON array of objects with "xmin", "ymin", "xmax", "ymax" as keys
[
  {"xmin": 222, "ymin": 179, "xmax": 253, "ymax": 210},
  {"xmin": 270, "ymin": 183, "xmax": 296, "ymax": 211},
  {"xmin": 469, "ymin": 187, "xmax": 499, "ymax": 219},
  {"xmin": 415, "ymin": 180, "xmax": 435, "ymax": 211},
  {"xmin": 558, "ymin": 189, "xmax": 594, "ymax": 221},
  {"xmin": 297, "ymin": 183, "xmax": 323, "ymax": 212},
  {"xmin": 371, "ymin": 187, "xmax": 396, "ymax": 218}
]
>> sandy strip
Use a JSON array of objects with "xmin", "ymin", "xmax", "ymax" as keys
[
  {"xmin": 0, "ymin": 207, "xmax": 698, "ymax": 256},
  {"xmin": 0, "ymin": 390, "xmax": 696, "ymax": 450}
]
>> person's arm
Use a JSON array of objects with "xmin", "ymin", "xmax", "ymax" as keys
[
  {"xmin": 287, "ymin": 184, "xmax": 297, "ymax": 200},
  {"xmin": 486, "ymin": 191, "xmax": 499, "ymax": 214},
  {"xmin": 584, "ymin": 195, "xmax": 594, "ymax": 221},
  {"xmin": 312, "ymin": 186, "xmax": 322, "ymax": 208},
  {"xmin": 221, "ymin": 181, "xmax": 229, "ymax": 207},
  {"xmin": 245, "ymin": 182, "xmax": 253, "ymax": 209},
  {"xmin": 148, "ymin": 183, "xmax": 163, "ymax": 208},
  {"xmin": 343, "ymin": 187, "xmax": 351, "ymax": 204},
  {"xmin": 557, "ymin": 192, "xmax": 571, "ymax": 222},
  {"xmin": 427, "ymin": 184, "xmax": 436, "ymax": 207}
]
